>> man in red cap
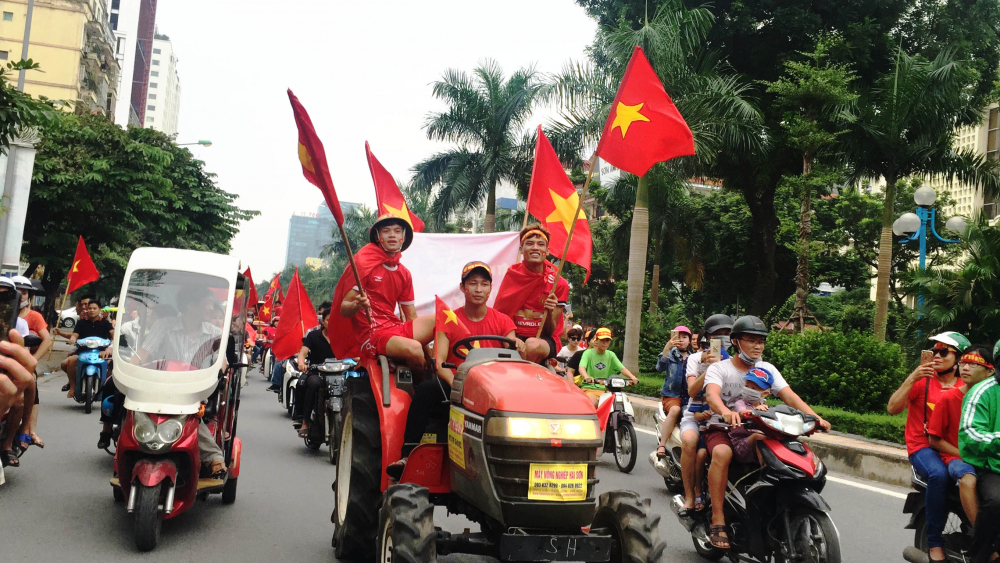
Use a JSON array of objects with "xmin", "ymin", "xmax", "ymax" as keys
[
  {"xmin": 494, "ymin": 224, "xmax": 570, "ymax": 364},
  {"xmin": 333, "ymin": 213, "xmax": 434, "ymax": 370}
]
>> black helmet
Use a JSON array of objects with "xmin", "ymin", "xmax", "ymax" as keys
[
  {"xmin": 703, "ymin": 314, "xmax": 734, "ymax": 336},
  {"xmin": 369, "ymin": 212, "xmax": 414, "ymax": 252},
  {"xmin": 731, "ymin": 315, "xmax": 768, "ymax": 338}
]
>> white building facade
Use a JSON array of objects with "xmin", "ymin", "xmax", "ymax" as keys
[{"xmin": 145, "ymin": 34, "xmax": 180, "ymax": 136}]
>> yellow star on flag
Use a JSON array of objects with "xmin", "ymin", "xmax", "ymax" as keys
[
  {"xmin": 610, "ymin": 101, "xmax": 650, "ymax": 138},
  {"xmin": 545, "ymin": 190, "xmax": 587, "ymax": 233},
  {"xmin": 383, "ymin": 201, "xmax": 414, "ymax": 228},
  {"xmin": 72, "ymin": 260, "xmax": 80, "ymax": 273},
  {"xmin": 298, "ymin": 143, "xmax": 315, "ymax": 173},
  {"xmin": 443, "ymin": 308, "xmax": 458, "ymax": 325},
  {"xmin": 261, "ymin": 306, "xmax": 270, "ymax": 315}
]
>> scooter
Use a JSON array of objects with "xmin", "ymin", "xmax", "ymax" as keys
[
  {"xmin": 281, "ymin": 358, "xmax": 301, "ymax": 416},
  {"xmin": 671, "ymin": 405, "xmax": 841, "ymax": 562},
  {"xmin": 595, "ymin": 376, "xmax": 638, "ymax": 473},
  {"xmin": 649, "ymin": 401, "xmax": 685, "ymax": 492},
  {"xmin": 901, "ymin": 466, "xmax": 986, "ymax": 563},
  {"xmin": 295, "ymin": 358, "xmax": 358, "ymax": 464},
  {"xmin": 109, "ymin": 247, "xmax": 247, "ymax": 551},
  {"xmin": 74, "ymin": 336, "xmax": 112, "ymax": 414}
]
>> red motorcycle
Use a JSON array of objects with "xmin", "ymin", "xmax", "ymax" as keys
[{"xmin": 108, "ymin": 248, "xmax": 249, "ymax": 551}]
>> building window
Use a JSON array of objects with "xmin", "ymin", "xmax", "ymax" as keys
[
  {"xmin": 152, "ymin": 59, "xmax": 159, "ymax": 66},
  {"xmin": 150, "ymin": 82, "xmax": 157, "ymax": 88},
  {"xmin": 112, "ymin": 0, "xmax": 120, "ymax": 8},
  {"xmin": 147, "ymin": 105, "xmax": 155, "ymax": 111},
  {"xmin": 150, "ymin": 70, "xmax": 158, "ymax": 77},
  {"xmin": 149, "ymin": 94, "xmax": 156, "ymax": 100},
  {"xmin": 153, "ymin": 48, "xmax": 161, "ymax": 54},
  {"xmin": 110, "ymin": 13, "xmax": 118, "ymax": 29},
  {"xmin": 0, "ymin": 51, "xmax": 8, "ymax": 60},
  {"xmin": 147, "ymin": 116, "xmax": 153, "ymax": 122},
  {"xmin": 3, "ymin": 12, "xmax": 12, "ymax": 21},
  {"xmin": 988, "ymin": 108, "xmax": 999, "ymax": 162}
]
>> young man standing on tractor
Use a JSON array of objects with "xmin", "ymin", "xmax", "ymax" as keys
[
  {"xmin": 388, "ymin": 261, "xmax": 517, "ymax": 478},
  {"xmin": 494, "ymin": 224, "xmax": 569, "ymax": 365},
  {"xmin": 332, "ymin": 213, "xmax": 434, "ymax": 371}
]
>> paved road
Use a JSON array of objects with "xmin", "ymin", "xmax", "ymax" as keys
[{"xmin": 5, "ymin": 371, "xmax": 914, "ymax": 562}]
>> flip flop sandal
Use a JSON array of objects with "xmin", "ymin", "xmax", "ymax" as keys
[
  {"xmin": 297, "ymin": 428, "xmax": 310, "ymax": 438},
  {"xmin": 29, "ymin": 434, "xmax": 43, "ymax": 449},
  {"xmin": 709, "ymin": 525, "xmax": 730, "ymax": 549},
  {"xmin": 16, "ymin": 433, "xmax": 31, "ymax": 451},
  {"xmin": 61, "ymin": 384, "xmax": 70, "ymax": 392},
  {"xmin": 209, "ymin": 460, "xmax": 227, "ymax": 477},
  {"xmin": 655, "ymin": 445, "xmax": 667, "ymax": 459},
  {"xmin": 1, "ymin": 450, "xmax": 18, "ymax": 468}
]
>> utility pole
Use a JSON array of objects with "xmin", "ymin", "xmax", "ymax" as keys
[{"xmin": 16, "ymin": 0, "xmax": 35, "ymax": 91}]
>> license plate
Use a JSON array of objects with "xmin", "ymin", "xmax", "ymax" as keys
[
  {"xmin": 527, "ymin": 463, "xmax": 587, "ymax": 502},
  {"xmin": 499, "ymin": 533, "xmax": 611, "ymax": 562}
]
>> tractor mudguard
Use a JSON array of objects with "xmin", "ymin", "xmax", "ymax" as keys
[
  {"xmin": 133, "ymin": 458, "xmax": 178, "ymax": 487},
  {"xmin": 363, "ymin": 357, "xmax": 412, "ymax": 491}
]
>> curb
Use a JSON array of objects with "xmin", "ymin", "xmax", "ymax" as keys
[{"xmin": 628, "ymin": 395, "xmax": 912, "ymax": 488}]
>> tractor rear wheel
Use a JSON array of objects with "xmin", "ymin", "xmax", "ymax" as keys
[
  {"xmin": 377, "ymin": 484, "xmax": 437, "ymax": 563},
  {"xmin": 593, "ymin": 490, "xmax": 666, "ymax": 563},
  {"xmin": 333, "ymin": 378, "xmax": 382, "ymax": 561}
]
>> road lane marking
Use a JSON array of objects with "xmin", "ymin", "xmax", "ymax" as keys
[
  {"xmin": 826, "ymin": 475, "xmax": 908, "ymax": 499},
  {"xmin": 635, "ymin": 427, "xmax": 657, "ymax": 436}
]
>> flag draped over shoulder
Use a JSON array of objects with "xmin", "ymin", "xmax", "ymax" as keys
[
  {"xmin": 328, "ymin": 244, "xmax": 400, "ymax": 359},
  {"xmin": 288, "ymin": 89, "xmax": 346, "ymax": 226},
  {"xmin": 526, "ymin": 127, "xmax": 592, "ymax": 281},
  {"xmin": 366, "ymin": 142, "xmax": 425, "ymax": 232},
  {"xmin": 67, "ymin": 236, "xmax": 99, "ymax": 294},
  {"xmin": 272, "ymin": 269, "xmax": 318, "ymax": 361},
  {"xmin": 595, "ymin": 45, "xmax": 695, "ymax": 176}
]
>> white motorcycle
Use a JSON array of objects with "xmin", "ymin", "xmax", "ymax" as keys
[
  {"xmin": 649, "ymin": 401, "xmax": 685, "ymax": 492},
  {"xmin": 595, "ymin": 377, "xmax": 638, "ymax": 473},
  {"xmin": 280, "ymin": 358, "xmax": 301, "ymax": 416}
]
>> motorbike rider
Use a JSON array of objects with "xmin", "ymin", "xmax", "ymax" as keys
[
  {"xmin": 703, "ymin": 315, "xmax": 830, "ymax": 550},
  {"xmin": 61, "ymin": 299, "xmax": 114, "ymax": 399},
  {"xmin": 8, "ymin": 276, "xmax": 51, "ymax": 452},
  {"xmin": 655, "ymin": 325, "xmax": 693, "ymax": 459},
  {"xmin": 0, "ymin": 330, "xmax": 40, "ymax": 473},
  {"xmin": 959, "ymin": 340, "xmax": 1000, "ymax": 563},
  {"xmin": 888, "ymin": 331, "xmax": 969, "ymax": 563},
  {"xmin": 294, "ymin": 308, "xmax": 334, "ymax": 437},
  {"xmin": 493, "ymin": 224, "xmax": 569, "ymax": 364},
  {"xmin": 332, "ymin": 213, "xmax": 435, "ymax": 370},
  {"xmin": 577, "ymin": 328, "xmax": 638, "ymax": 406},
  {"xmin": 389, "ymin": 261, "xmax": 517, "ymax": 479}
]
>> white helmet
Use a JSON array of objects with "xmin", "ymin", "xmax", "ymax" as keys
[{"xmin": 10, "ymin": 275, "xmax": 32, "ymax": 291}]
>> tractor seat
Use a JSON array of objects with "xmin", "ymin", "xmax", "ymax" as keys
[{"xmin": 449, "ymin": 348, "xmax": 532, "ymax": 405}]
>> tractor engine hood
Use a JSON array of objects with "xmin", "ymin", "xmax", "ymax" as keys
[{"xmin": 456, "ymin": 360, "xmax": 597, "ymax": 416}]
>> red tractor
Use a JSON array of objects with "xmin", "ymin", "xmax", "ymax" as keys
[{"xmin": 332, "ymin": 336, "xmax": 665, "ymax": 562}]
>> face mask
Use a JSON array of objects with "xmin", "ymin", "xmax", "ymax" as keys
[
  {"xmin": 19, "ymin": 298, "xmax": 28, "ymax": 309},
  {"xmin": 735, "ymin": 341, "xmax": 758, "ymax": 366},
  {"xmin": 743, "ymin": 388, "xmax": 763, "ymax": 404},
  {"xmin": 717, "ymin": 335, "xmax": 732, "ymax": 350}
]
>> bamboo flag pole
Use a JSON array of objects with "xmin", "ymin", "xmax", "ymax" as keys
[
  {"xmin": 337, "ymin": 222, "xmax": 373, "ymax": 327},
  {"xmin": 534, "ymin": 154, "xmax": 597, "ymax": 339}
]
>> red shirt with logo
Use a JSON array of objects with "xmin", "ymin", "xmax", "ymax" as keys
[
  {"xmin": 511, "ymin": 276, "xmax": 569, "ymax": 341},
  {"xmin": 905, "ymin": 377, "xmax": 962, "ymax": 455},
  {"xmin": 351, "ymin": 262, "xmax": 414, "ymax": 341},
  {"xmin": 445, "ymin": 307, "xmax": 516, "ymax": 367},
  {"xmin": 927, "ymin": 385, "xmax": 967, "ymax": 464}
]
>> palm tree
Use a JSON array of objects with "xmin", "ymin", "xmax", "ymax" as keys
[
  {"xmin": 411, "ymin": 61, "xmax": 546, "ymax": 232},
  {"xmin": 905, "ymin": 214, "xmax": 1000, "ymax": 343},
  {"xmin": 550, "ymin": 2, "xmax": 762, "ymax": 372},
  {"xmin": 842, "ymin": 48, "xmax": 1000, "ymax": 341},
  {"xmin": 322, "ymin": 204, "xmax": 376, "ymax": 259}
]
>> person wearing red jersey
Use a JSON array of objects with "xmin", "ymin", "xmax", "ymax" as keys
[
  {"xmin": 332, "ymin": 213, "xmax": 434, "ymax": 370},
  {"xmin": 389, "ymin": 260, "xmax": 516, "ymax": 479},
  {"xmin": 494, "ymin": 224, "xmax": 569, "ymax": 364}
]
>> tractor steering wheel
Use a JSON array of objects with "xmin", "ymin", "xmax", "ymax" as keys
[{"xmin": 451, "ymin": 335, "xmax": 518, "ymax": 361}]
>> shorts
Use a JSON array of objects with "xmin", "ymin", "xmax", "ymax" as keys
[
  {"xmin": 729, "ymin": 427, "xmax": 757, "ymax": 463},
  {"xmin": 661, "ymin": 396, "xmax": 682, "ymax": 412},
  {"xmin": 361, "ymin": 320, "xmax": 415, "ymax": 359},
  {"xmin": 679, "ymin": 411, "xmax": 702, "ymax": 435},
  {"xmin": 947, "ymin": 459, "xmax": 977, "ymax": 481},
  {"xmin": 539, "ymin": 334, "xmax": 558, "ymax": 361},
  {"xmin": 704, "ymin": 428, "xmax": 733, "ymax": 455},
  {"xmin": 583, "ymin": 387, "xmax": 604, "ymax": 401}
]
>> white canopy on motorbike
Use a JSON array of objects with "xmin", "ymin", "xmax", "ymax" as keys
[{"xmin": 112, "ymin": 248, "xmax": 241, "ymax": 414}]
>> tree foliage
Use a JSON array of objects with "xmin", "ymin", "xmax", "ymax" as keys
[{"xmin": 0, "ymin": 60, "xmax": 60, "ymax": 153}]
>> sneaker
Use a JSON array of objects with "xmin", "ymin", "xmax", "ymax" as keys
[
  {"xmin": 97, "ymin": 432, "xmax": 112, "ymax": 450},
  {"xmin": 266, "ymin": 384, "xmax": 280, "ymax": 392}
]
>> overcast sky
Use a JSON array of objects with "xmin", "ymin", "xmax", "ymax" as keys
[{"xmin": 155, "ymin": 0, "xmax": 598, "ymax": 279}]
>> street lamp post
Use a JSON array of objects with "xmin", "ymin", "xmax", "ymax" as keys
[
  {"xmin": 177, "ymin": 140, "xmax": 212, "ymax": 147},
  {"xmin": 892, "ymin": 185, "xmax": 966, "ymax": 314}
]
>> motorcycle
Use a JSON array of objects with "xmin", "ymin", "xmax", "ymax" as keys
[
  {"xmin": 901, "ymin": 466, "xmax": 984, "ymax": 563},
  {"xmin": 108, "ymin": 247, "xmax": 248, "ymax": 551},
  {"xmin": 670, "ymin": 405, "xmax": 841, "ymax": 562},
  {"xmin": 295, "ymin": 358, "xmax": 358, "ymax": 464},
  {"xmin": 595, "ymin": 376, "xmax": 638, "ymax": 473},
  {"xmin": 73, "ymin": 336, "xmax": 112, "ymax": 414},
  {"xmin": 280, "ymin": 358, "xmax": 301, "ymax": 416},
  {"xmin": 650, "ymin": 401, "xmax": 685, "ymax": 492}
]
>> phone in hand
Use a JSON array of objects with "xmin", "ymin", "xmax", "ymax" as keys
[
  {"xmin": 710, "ymin": 338, "xmax": 722, "ymax": 356},
  {"xmin": 670, "ymin": 329, "xmax": 679, "ymax": 341},
  {"xmin": 0, "ymin": 278, "xmax": 19, "ymax": 342},
  {"xmin": 921, "ymin": 350, "xmax": 934, "ymax": 365}
]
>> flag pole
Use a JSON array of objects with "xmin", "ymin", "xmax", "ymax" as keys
[
  {"xmin": 336, "ymin": 222, "xmax": 373, "ymax": 327},
  {"xmin": 535, "ymin": 154, "xmax": 597, "ymax": 339}
]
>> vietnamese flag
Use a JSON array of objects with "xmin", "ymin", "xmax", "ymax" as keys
[
  {"xmin": 260, "ymin": 274, "xmax": 281, "ymax": 322},
  {"xmin": 66, "ymin": 236, "xmax": 100, "ymax": 294},
  {"xmin": 365, "ymin": 142, "xmax": 424, "ymax": 232},
  {"xmin": 435, "ymin": 295, "xmax": 469, "ymax": 343},
  {"xmin": 595, "ymin": 45, "xmax": 695, "ymax": 176},
  {"xmin": 526, "ymin": 127, "xmax": 592, "ymax": 281},
  {"xmin": 288, "ymin": 89, "xmax": 346, "ymax": 226},
  {"xmin": 243, "ymin": 268, "xmax": 259, "ymax": 309},
  {"xmin": 272, "ymin": 269, "xmax": 319, "ymax": 361}
]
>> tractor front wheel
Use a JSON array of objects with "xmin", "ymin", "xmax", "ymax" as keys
[
  {"xmin": 593, "ymin": 490, "xmax": 666, "ymax": 563},
  {"xmin": 332, "ymin": 378, "xmax": 382, "ymax": 561},
  {"xmin": 377, "ymin": 484, "xmax": 437, "ymax": 563}
]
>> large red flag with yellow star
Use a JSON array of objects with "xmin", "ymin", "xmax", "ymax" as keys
[
  {"xmin": 435, "ymin": 295, "xmax": 470, "ymax": 344},
  {"xmin": 365, "ymin": 142, "xmax": 425, "ymax": 232},
  {"xmin": 288, "ymin": 89, "xmax": 346, "ymax": 226},
  {"xmin": 272, "ymin": 269, "xmax": 319, "ymax": 361},
  {"xmin": 596, "ymin": 45, "xmax": 694, "ymax": 176},
  {"xmin": 526, "ymin": 127, "xmax": 592, "ymax": 281},
  {"xmin": 66, "ymin": 236, "xmax": 100, "ymax": 294}
]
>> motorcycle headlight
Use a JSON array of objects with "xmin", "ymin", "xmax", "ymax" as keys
[
  {"xmin": 610, "ymin": 378, "xmax": 626, "ymax": 388},
  {"xmin": 774, "ymin": 412, "xmax": 806, "ymax": 436},
  {"xmin": 802, "ymin": 420, "xmax": 817, "ymax": 434},
  {"xmin": 134, "ymin": 413, "xmax": 187, "ymax": 448},
  {"xmin": 87, "ymin": 340, "xmax": 99, "ymax": 349},
  {"xmin": 486, "ymin": 417, "xmax": 599, "ymax": 441},
  {"xmin": 761, "ymin": 416, "xmax": 784, "ymax": 433},
  {"xmin": 157, "ymin": 418, "xmax": 185, "ymax": 444},
  {"xmin": 133, "ymin": 412, "xmax": 157, "ymax": 443}
]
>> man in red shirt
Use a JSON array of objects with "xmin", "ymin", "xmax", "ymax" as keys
[
  {"xmin": 494, "ymin": 224, "xmax": 569, "ymax": 364},
  {"xmin": 390, "ymin": 260, "xmax": 516, "ymax": 479},
  {"xmin": 928, "ymin": 345, "xmax": 996, "ymax": 529},
  {"xmin": 334, "ymin": 213, "xmax": 434, "ymax": 370},
  {"xmin": 887, "ymin": 331, "xmax": 970, "ymax": 562}
]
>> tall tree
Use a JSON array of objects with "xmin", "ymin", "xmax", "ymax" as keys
[
  {"xmin": 842, "ymin": 49, "xmax": 1000, "ymax": 341},
  {"xmin": 411, "ymin": 61, "xmax": 546, "ymax": 232},
  {"xmin": 766, "ymin": 38, "xmax": 856, "ymax": 332},
  {"xmin": 0, "ymin": 60, "xmax": 58, "ymax": 152}
]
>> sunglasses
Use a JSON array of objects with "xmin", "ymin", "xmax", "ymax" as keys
[
  {"xmin": 568, "ymin": 336, "xmax": 579, "ymax": 341},
  {"xmin": 932, "ymin": 348, "xmax": 954, "ymax": 357}
]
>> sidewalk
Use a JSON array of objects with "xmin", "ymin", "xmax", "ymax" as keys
[
  {"xmin": 628, "ymin": 393, "xmax": 913, "ymax": 488},
  {"xmin": 37, "ymin": 338, "xmax": 73, "ymax": 384}
]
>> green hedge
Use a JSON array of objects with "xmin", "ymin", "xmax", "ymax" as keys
[
  {"xmin": 765, "ymin": 331, "xmax": 908, "ymax": 414},
  {"xmin": 809, "ymin": 404, "xmax": 905, "ymax": 444},
  {"xmin": 635, "ymin": 373, "xmax": 665, "ymax": 398}
]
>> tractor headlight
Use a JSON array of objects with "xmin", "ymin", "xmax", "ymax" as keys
[{"xmin": 486, "ymin": 417, "xmax": 599, "ymax": 440}]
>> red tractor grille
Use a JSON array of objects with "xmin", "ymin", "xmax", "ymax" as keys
[{"xmin": 486, "ymin": 443, "xmax": 598, "ymax": 501}]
